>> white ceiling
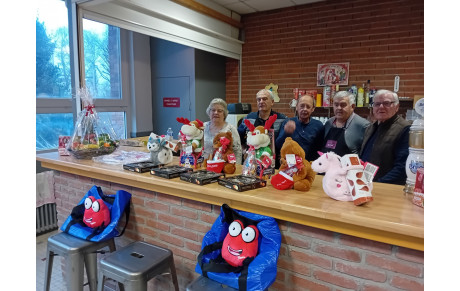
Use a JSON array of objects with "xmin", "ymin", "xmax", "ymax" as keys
[{"xmin": 209, "ymin": 0, "xmax": 325, "ymax": 15}]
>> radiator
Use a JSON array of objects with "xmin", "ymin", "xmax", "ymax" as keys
[{"xmin": 36, "ymin": 203, "xmax": 58, "ymax": 235}]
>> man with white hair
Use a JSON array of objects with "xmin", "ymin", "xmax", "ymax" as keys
[
  {"xmin": 320, "ymin": 91, "xmax": 370, "ymax": 155},
  {"xmin": 360, "ymin": 89, "xmax": 411, "ymax": 185}
]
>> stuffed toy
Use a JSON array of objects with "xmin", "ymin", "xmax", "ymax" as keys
[
  {"xmin": 83, "ymin": 196, "xmax": 110, "ymax": 228},
  {"xmin": 312, "ymin": 152, "xmax": 374, "ymax": 205},
  {"xmin": 222, "ymin": 217, "xmax": 259, "ymax": 267},
  {"xmin": 147, "ymin": 132, "xmax": 178, "ymax": 166},
  {"xmin": 204, "ymin": 131, "xmax": 236, "ymax": 174},
  {"xmin": 243, "ymin": 115, "xmax": 277, "ymax": 179},
  {"xmin": 270, "ymin": 137, "xmax": 316, "ymax": 191},
  {"xmin": 177, "ymin": 117, "xmax": 204, "ymax": 168}
]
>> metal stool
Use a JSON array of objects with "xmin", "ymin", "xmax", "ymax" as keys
[
  {"xmin": 97, "ymin": 241, "xmax": 180, "ymax": 291},
  {"xmin": 44, "ymin": 232, "xmax": 116, "ymax": 291},
  {"xmin": 186, "ymin": 276, "xmax": 237, "ymax": 291}
]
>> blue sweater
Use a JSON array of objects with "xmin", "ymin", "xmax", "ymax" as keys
[{"xmin": 275, "ymin": 117, "xmax": 324, "ymax": 162}]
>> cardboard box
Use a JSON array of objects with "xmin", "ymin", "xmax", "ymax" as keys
[
  {"xmin": 150, "ymin": 165, "xmax": 193, "ymax": 179},
  {"xmin": 179, "ymin": 170, "xmax": 224, "ymax": 185},
  {"xmin": 218, "ymin": 175, "xmax": 267, "ymax": 192}
]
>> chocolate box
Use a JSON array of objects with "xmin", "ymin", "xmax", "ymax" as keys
[
  {"xmin": 179, "ymin": 170, "xmax": 225, "ymax": 185},
  {"xmin": 150, "ymin": 165, "xmax": 193, "ymax": 179},
  {"xmin": 123, "ymin": 161, "xmax": 159, "ymax": 173},
  {"xmin": 218, "ymin": 175, "xmax": 267, "ymax": 192}
]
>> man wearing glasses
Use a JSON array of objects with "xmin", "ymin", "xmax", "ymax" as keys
[
  {"xmin": 320, "ymin": 91, "xmax": 370, "ymax": 156},
  {"xmin": 360, "ymin": 89, "xmax": 411, "ymax": 185}
]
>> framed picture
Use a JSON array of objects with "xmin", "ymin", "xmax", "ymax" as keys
[{"xmin": 317, "ymin": 63, "xmax": 349, "ymax": 86}]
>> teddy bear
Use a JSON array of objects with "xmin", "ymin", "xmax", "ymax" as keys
[
  {"xmin": 270, "ymin": 137, "xmax": 316, "ymax": 191},
  {"xmin": 204, "ymin": 131, "xmax": 236, "ymax": 174}
]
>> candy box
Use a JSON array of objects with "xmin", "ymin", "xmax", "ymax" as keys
[
  {"xmin": 412, "ymin": 168, "xmax": 424, "ymax": 208},
  {"xmin": 218, "ymin": 175, "xmax": 267, "ymax": 192},
  {"xmin": 150, "ymin": 165, "xmax": 193, "ymax": 179},
  {"xmin": 180, "ymin": 170, "xmax": 224, "ymax": 185},
  {"xmin": 58, "ymin": 136, "xmax": 71, "ymax": 156},
  {"xmin": 123, "ymin": 162, "xmax": 159, "ymax": 173}
]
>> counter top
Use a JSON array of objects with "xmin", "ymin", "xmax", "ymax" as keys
[{"xmin": 37, "ymin": 150, "xmax": 424, "ymax": 251}]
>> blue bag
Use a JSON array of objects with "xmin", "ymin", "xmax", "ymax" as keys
[
  {"xmin": 60, "ymin": 185, "xmax": 131, "ymax": 242},
  {"xmin": 195, "ymin": 204, "xmax": 281, "ymax": 291}
]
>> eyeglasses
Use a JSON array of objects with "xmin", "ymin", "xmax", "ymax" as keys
[
  {"xmin": 372, "ymin": 101, "xmax": 395, "ymax": 108},
  {"xmin": 211, "ymin": 108, "xmax": 224, "ymax": 113}
]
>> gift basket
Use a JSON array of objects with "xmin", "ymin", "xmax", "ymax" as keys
[{"xmin": 67, "ymin": 88, "xmax": 119, "ymax": 159}]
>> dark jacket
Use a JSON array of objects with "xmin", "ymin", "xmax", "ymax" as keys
[
  {"xmin": 360, "ymin": 114, "xmax": 410, "ymax": 185},
  {"xmin": 237, "ymin": 110, "xmax": 288, "ymax": 147}
]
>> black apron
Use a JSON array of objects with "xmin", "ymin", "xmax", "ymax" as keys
[{"xmin": 321, "ymin": 126, "xmax": 350, "ymax": 156}]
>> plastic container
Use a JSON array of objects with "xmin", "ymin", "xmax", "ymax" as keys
[{"xmin": 166, "ymin": 128, "xmax": 173, "ymax": 141}]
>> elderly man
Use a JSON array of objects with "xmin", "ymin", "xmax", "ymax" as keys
[
  {"xmin": 238, "ymin": 89, "xmax": 287, "ymax": 146},
  {"xmin": 275, "ymin": 94, "xmax": 324, "ymax": 162},
  {"xmin": 321, "ymin": 91, "xmax": 370, "ymax": 156},
  {"xmin": 360, "ymin": 89, "xmax": 411, "ymax": 185}
]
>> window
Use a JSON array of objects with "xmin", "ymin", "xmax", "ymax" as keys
[{"xmin": 36, "ymin": 0, "xmax": 128, "ymax": 151}]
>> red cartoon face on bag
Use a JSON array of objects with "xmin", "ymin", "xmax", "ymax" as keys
[
  {"xmin": 83, "ymin": 196, "xmax": 111, "ymax": 228},
  {"xmin": 222, "ymin": 219, "xmax": 259, "ymax": 267}
]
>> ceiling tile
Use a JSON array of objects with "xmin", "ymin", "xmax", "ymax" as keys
[
  {"xmin": 243, "ymin": 0, "xmax": 295, "ymax": 12},
  {"xmin": 224, "ymin": 2, "xmax": 257, "ymax": 14}
]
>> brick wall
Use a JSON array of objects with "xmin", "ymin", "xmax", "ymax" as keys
[
  {"xmin": 54, "ymin": 171, "xmax": 424, "ymax": 290},
  {"xmin": 226, "ymin": 0, "xmax": 424, "ymax": 118}
]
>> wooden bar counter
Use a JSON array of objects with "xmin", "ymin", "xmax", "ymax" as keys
[
  {"xmin": 36, "ymin": 151, "xmax": 423, "ymax": 251},
  {"xmin": 37, "ymin": 149, "xmax": 424, "ymax": 290}
]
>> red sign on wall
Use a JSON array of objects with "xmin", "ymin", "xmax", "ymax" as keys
[{"xmin": 163, "ymin": 97, "xmax": 180, "ymax": 107}]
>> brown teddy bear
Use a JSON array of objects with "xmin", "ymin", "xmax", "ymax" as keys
[
  {"xmin": 270, "ymin": 137, "xmax": 316, "ymax": 191},
  {"xmin": 204, "ymin": 131, "xmax": 236, "ymax": 174}
]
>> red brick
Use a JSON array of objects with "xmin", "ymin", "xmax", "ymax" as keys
[
  {"xmin": 289, "ymin": 249, "xmax": 332, "ymax": 269},
  {"xmin": 156, "ymin": 193, "xmax": 182, "ymax": 205},
  {"xmin": 290, "ymin": 274, "xmax": 331, "ymax": 291},
  {"xmin": 290, "ymin": 223, "xmax": 335, "ymax": 242},
  {"xmin": 185, "ymin": 219, "xmax": 212, "ymax": 233},
  {"xmin": 145, "ymin": 200, "xmax": 170, "ymax": 212},
  {"xmin": 363, "ymin": 284, "xmax": 399, "ymax": 291},
  {"xmin": 313, "ymin": 269, "xmax": 358, "ymax": 289},
  {"xmin": 315, "ymin": 245, "xmax": 361, "ymax": 262},
  {"xmin": 395, "ymin": 247, "xmax": 424, "ymax": 264},
  {"xmin": 339, "ymin": 234, "xmax": 392, "ymax": 255},
  {"xmin": 182, "ymin": 199, "xmax": 212, "ymax": 212},
  {"xmin": 145, "ymin": 218, "xmax": 169, "ymax": 232},
  {"xmin": 158, "ymin": 233, "xmax": 184, "ymax": 247},
  {"xmin": 200, "ymin": 212, "xmax": 218, "ymax": 224},
  {"xmin": 277, "ymin": 256, "xmax": 310, "ymax": 276},
  {"xmin": 185, "ymin": 240, "xmax": 202, "ymax": 253},
  {"xmin": 171, "ymin": 227, "xmax": 198, "ymax": 241},
  {"xmin": 158, "ymin": 213, "xmax": 184, "ymax": 227},
  {"xmin": 171, "ymin": 205, "xmax": 198, "ymax": 219},
  {"xmin": 390, "ymin": 275, "xmax": 424, "ymax": 291},
  {"xmin": 366, "ymin": 254, "xmax": 423, "ymax": 277},
  {"xmin": 335, "ymin": 262, "xmax": 386, "ymax": 282},
  {"xmin": 282, "ymin": 233, "xmax": 311, "ymax": 249}
]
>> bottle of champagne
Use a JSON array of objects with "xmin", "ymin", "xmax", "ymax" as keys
[{"xmin": 357, "ymin": 84, "xmax": 364, "ymax": 107}]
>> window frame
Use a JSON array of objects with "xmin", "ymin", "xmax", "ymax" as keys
[{"xmin": 36, "ymin": 0, "xmax": 132, "ymax": 153}]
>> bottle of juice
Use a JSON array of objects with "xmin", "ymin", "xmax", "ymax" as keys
[{"xmin": 357, "ymin": 84, "xmax": 364, "ymax": 107}]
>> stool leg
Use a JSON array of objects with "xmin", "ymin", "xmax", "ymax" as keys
[
  {"xmin": 43, "ymin": 249, "xmax": 55, "ymax": 291},
  {"xmin": 169, "ymin": 257, "xmax": 180, "ymax": 291},
  {"xmin": 84, "ymin": 252, "xmax": 98, "ymax": 291},
  {"xmin": 96, "ymin": 269, "xmax": 105, "ymax": 291},
  {"xmin": 66, "ymin": 252, "xmax": 85, "ymax": 291},
  {"xmin": 108, "ymin": 239, "xmax": 116, "ymax": 253},
  {"xmin": 124, "ymin": 280, "xmax": 146, "ymax": 291}
]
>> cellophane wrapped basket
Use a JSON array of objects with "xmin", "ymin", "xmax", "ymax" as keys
[{"xmin": 67, "ymin": 88, "xmax": 119, "ymax": 159}]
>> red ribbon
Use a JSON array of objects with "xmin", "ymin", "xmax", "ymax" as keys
[{"xmin": 85, "ymin": 105, "xmax": 95, "ymax": 116}]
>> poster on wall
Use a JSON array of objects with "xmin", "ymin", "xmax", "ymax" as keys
[{"xmin": 317, "ymin": 63, "xmax": 349, "ymax": 86}]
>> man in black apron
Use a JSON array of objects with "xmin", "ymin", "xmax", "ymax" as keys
[{"xmin": 321, "ymin": 91, "xmax": 370, "ymax": 156}]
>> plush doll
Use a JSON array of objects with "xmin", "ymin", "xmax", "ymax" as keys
[
  {"xmin": 311, "ymin": 151, "xmax": 365, "ymax": 201},
  {"xmin": 147, "ymin": 132, "xmax": 178, "ymax": 166},
  {"xmin": 177, "ymin": 117, "xmax": 204, "ymax": 168},
  {"xmin": 270, "ymin": 137, "xmax": 316, "ymax": 191},
  {"xmin": 204, "ymin": 131, "xmax": 236, "ymax": 174},
  {"xmin": 243, "ymin": 114, "xmax": 277, "ymax": 179},
  {"xmin": 83, "ymin": 196, "xmax": 110, "ymax": 228}
]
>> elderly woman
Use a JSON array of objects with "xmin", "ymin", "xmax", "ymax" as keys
[{"xmin": 203, "ymin": 98, "xmax": 242, "ymax": 164}]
